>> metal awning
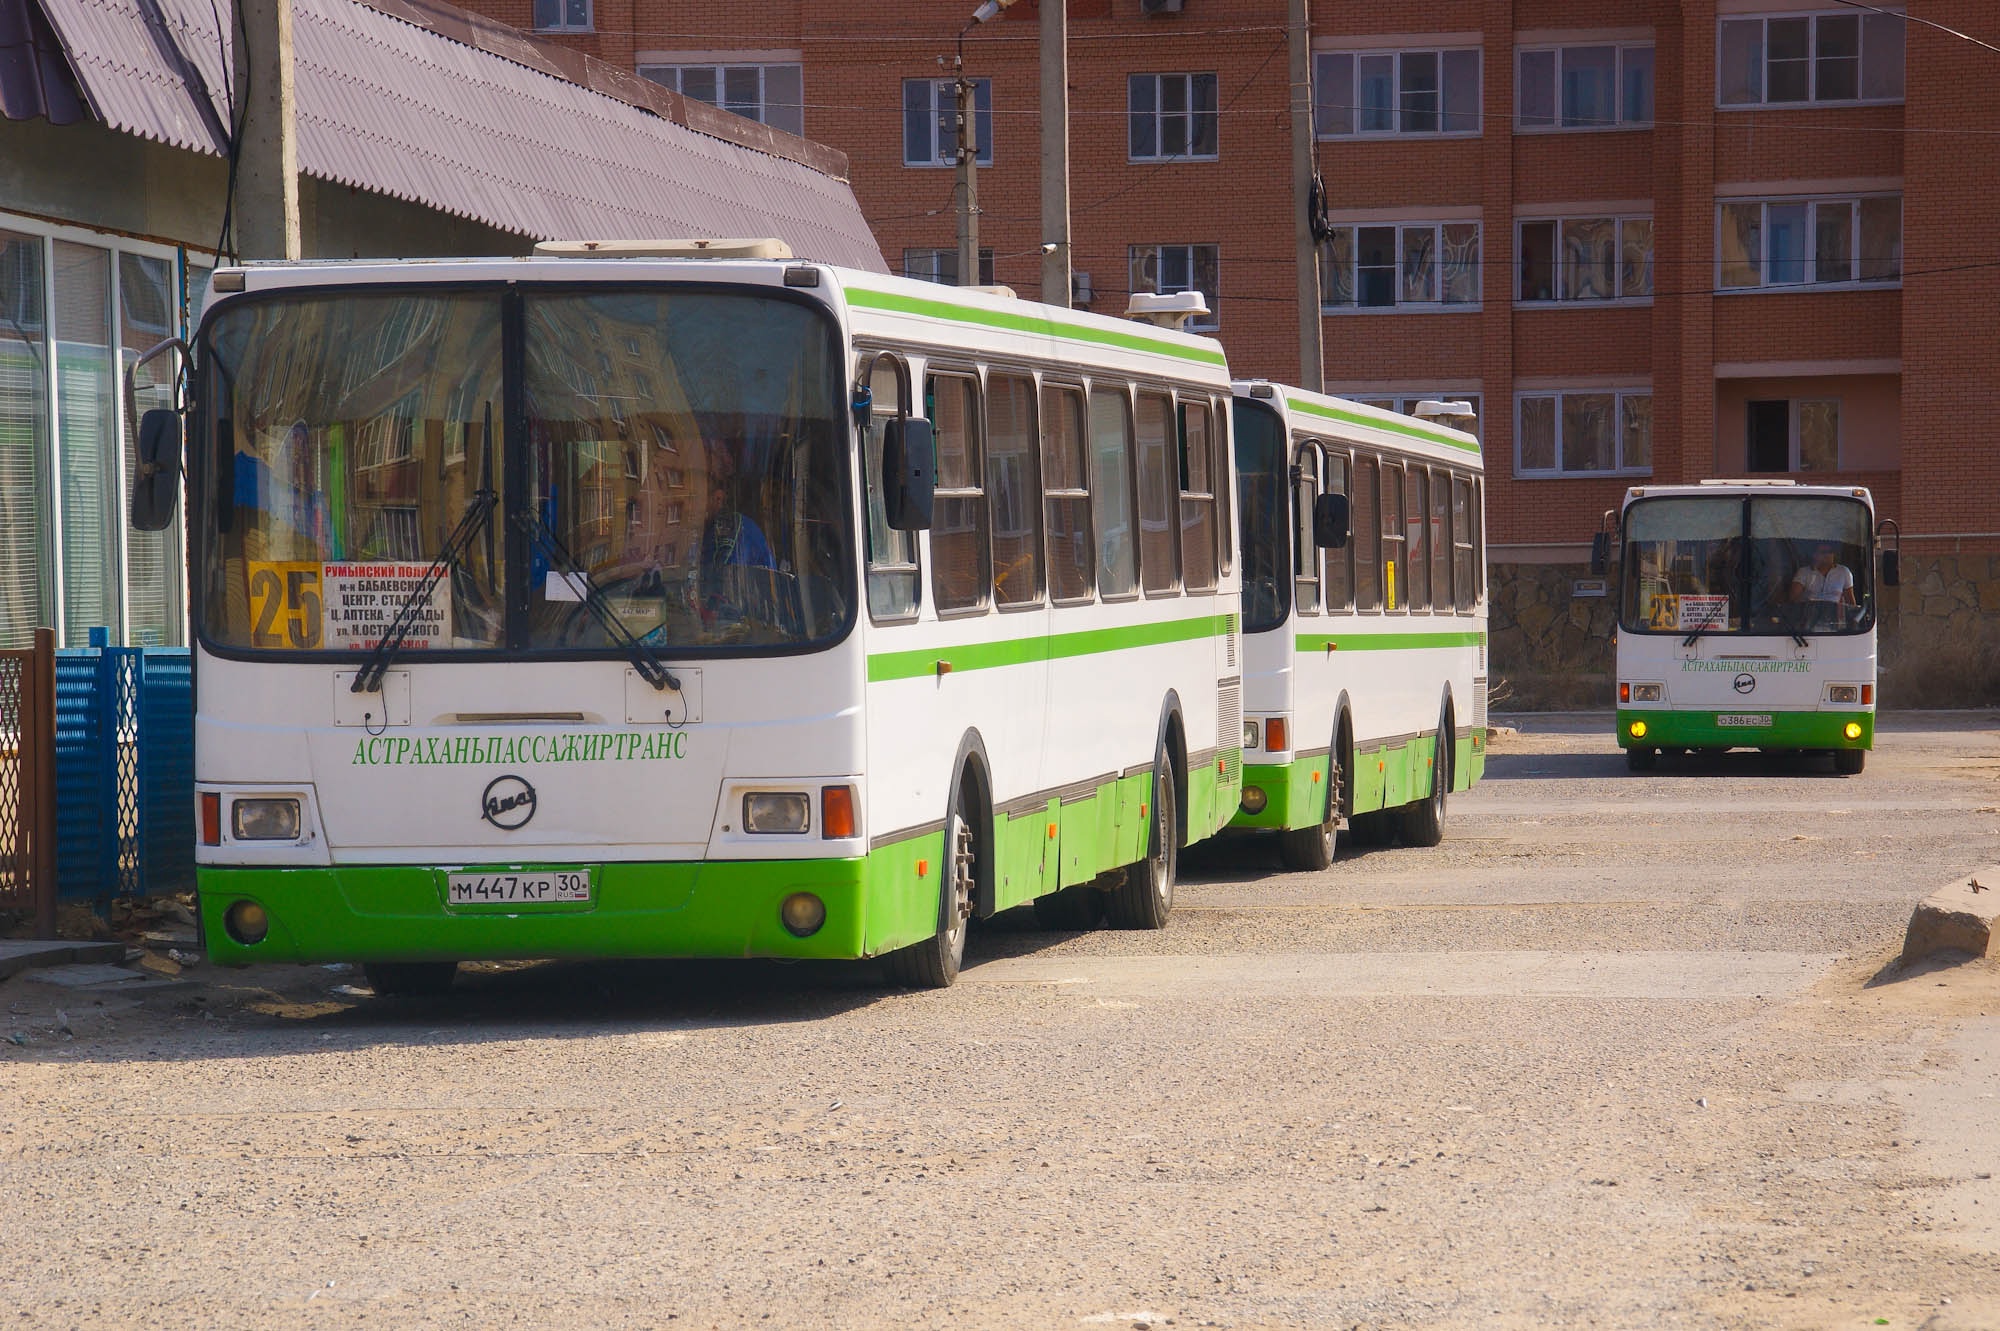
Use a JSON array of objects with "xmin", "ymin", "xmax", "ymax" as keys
[{"xmin": 18, "ymin": 0, "xmax": 886, "ymax": 269}]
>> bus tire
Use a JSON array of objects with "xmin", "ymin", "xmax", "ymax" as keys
[
  {"xmin": 1626, "ymin": 746, "xmax": 1657, "ymax": 772},
  {"xmin": 1277, "ymin": 744, "xmax": 1343, "ymax": 872},
  {"xmin": 363, "ymin": 962, "xmax": 457, "ymax": 997},
  {"xmin": 1032, "ymin": 882, "xmax": 1104, "ymax": 931},
  {"xmin": 1347, "ymin": 810, "xmax": 1391, "ymax": 847},
  {"xmin": 1834, "ymin": 748, "xmax": 1866, "ymax": 775},
  {"xmin": 885, "ymin": 783, "xmax": 977, "ymax": 989},
  {"xmin": 1106, "ymin": 746, "xmax": 1177, "ymax": 930},
  {"xmin": 1397, "ymin": 716, "xmax": 1451, "ymax": 849}
]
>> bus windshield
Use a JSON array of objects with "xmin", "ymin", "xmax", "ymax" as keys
[
  {"xmin": 1620, "ymin": 493, "xmax": 1873, "ymax": 637},
  {"xmin": 1232, "ymin": 397, "xmax": 1288, "ymax": 632},
  {"xmin": 196, "ymin": 286, "xmax": 852, "ymax": 656}
]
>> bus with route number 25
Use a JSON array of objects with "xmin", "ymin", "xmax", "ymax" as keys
[{"xmin": 128, "ymin": 241, "xmax": 1243, "ymax": 990}]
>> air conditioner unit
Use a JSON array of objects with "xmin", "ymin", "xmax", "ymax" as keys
[
  {"xmin": 1072, "ymin": 271, "xmax": 1094, "ymax": 305},
  {"xmin": 1140, "ymin": 0, "xmax": 1184, "ymax": 14}
]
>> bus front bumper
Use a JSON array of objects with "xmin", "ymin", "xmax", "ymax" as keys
[
  {"xmin": 197, "ymin": 857, "xmax": 886, "ymax": 967},
  {"xmin": 1616, "ymin": 709, "xmax": 1873, "ymax": 751}
]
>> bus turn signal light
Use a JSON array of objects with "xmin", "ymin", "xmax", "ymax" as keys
[
  {"xmin": 1861, "ymin": 685, "xmax": 1874, "ymax": 705},
  {"xmin": 200, "ymin": 792, "xmax": 221, "ymax": 846},
  {"xmin": 820, "ymin": 785, "xmax": 856, "ymax": 840},
  {"xmin": 1264, "ymin": 718, "xmax": 1288, "ymax": 753},
  {"xmin": 1619, "ymin": 682, "xmax": 1630, "ymax": 703}
]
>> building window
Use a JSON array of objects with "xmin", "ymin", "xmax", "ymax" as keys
[
  {"xmin": 1344, "ymin": 394, "xmax": 1484, "ymax": 440},
  {"xmin": 1517, "ymin": 44, "xmax": 1653, "ymax": 128},
  {"xmin": 532, "ymin": 0, "xmax": 591, "ymax": 33},
  {"xmin": 1717, "ymin": 196, "xmax": 1901, "ymax": 289},
  {"xmin": 902, "ymin": 248, "xmax": 995, "ymax": 286},
  {"xmin": 1128, "ymin": 73, "xmax": 1218, "ymax": 160},
  {"xmin": 1718, "ymin": 11, "xmax": 1905, "ymax": 106},
  {"xmin": 904, "ymin": 78, "xmax": 992, "ymax": 167},
  {"xmin": 1747, "ymin": 398, "xmax": 1841, "ymax": 472},
  {"xmin": 1129, "ymin": 244, "xmax": 1219, "ymax": 330},
  {"xmin": 1518, "ymin": 216, "xmax": 1652, "ymax": 302},
  {"xmin": 1515, "ymin": 389, "xmax": 1652, "ymax": 477},
  {"xmin": 638, "ymin": 62, "xmax": 804, "ymax": 136},
  {"xmin": 1314, "ymin": 48, "xmax": 1481, "ymax": 137},
  {"xmin": 1321, "ymin": 223, "xmax": 1480, "ymax": 310}
]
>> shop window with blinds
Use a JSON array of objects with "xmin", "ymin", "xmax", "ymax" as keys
[
  {"xmin": 1380, "ymin": 462, "xmax": 1407, "ymax": 612},
  {"xmin": 1135, "ymin": 391, "xmax": 1180, "ymax": 594},
  {"xmin": 986, "ymin": 373, "xmax": 1043, "ymax": 607},
  {"xmin": 1178, "ymin": 399, "xmax": 1217, "ymax": 592},
  {"xmin": 862, "ymin": 354, "xmax": 920, "ymax": 620},
  {"xmin": 1041, "ymin": 385, "xmax": 1093, "ymax": 604},
  {"xmin": 1404, "ymin": 467, "xmax": 1430, "ymax": 612},
  {"xmin": 928, "ymin": 373, "xmax": 989, "ymax": 614},
  {"xmin": 54, "ymin": 240, "xmax": 120, "ymax": 647},
  {"xmin": 1088, "ymin": 387, "xmax": 1138, "ymax": 598},
  {"xmin": 0, "ymin": 229, "xmax": 50, "ymax": 648},
  {"xmin": 1351, "ymin": 453, "xmax": 1380, "ymax": 610}
]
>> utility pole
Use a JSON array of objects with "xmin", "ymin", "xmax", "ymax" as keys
[
  {"xmin": 1040, "ymin": 0, "xmax": 1071, "ymax": 307},
  {"xmin": 234, "ymin": 0, "xmax": 302, "ymax": 259},
  {"xmin": 1289, "ymin": 0, "xmax": 1323, "ymax": 390},
  {"xmin": 955, "ymin": 57, "xmax": 980, "ymax": 287}
]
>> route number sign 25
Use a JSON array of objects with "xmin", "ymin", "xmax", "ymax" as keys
[{"xmin": 246, "ymin": 561, "xmax": 324, "ymax": 648}]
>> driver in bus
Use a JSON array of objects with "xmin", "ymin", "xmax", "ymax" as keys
[
  {"xmin": 694, "ymin": 448, "xmax": 778, "ymax": 629},
  {"xmin": 1788, "ymin": 542, "xmax": 1856, "ymax": 628}
]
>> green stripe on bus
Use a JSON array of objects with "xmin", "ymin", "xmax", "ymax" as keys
[
  {"xmin": 844, "ymin": 287, "xmax": 1230, "ymax": 368},
  {"xmin": 1294, "ymin": 630, "xmax": 1486, "ymax": 653},
  {"xmin": 1285, "ymin": 396, "xmax": 1481, "ymax": 455},
  {"xmin": 869, "ymin": 613, "xmax": 1232, "ymax": 683}
]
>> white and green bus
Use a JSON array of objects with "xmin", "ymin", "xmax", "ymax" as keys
[
  {"xmin": 1601, "ymin": 480, "xmax": 1887, "ymax": 774},
  {"xmin": 1227, "ymin": 382, "xmax": 1488, "ymax": 867},
  {"xmin": 130, "ymin": 245, "xmax": 1242, "ymax": 990}
]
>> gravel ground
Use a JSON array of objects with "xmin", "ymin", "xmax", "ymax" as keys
[{"xmin": 4, "ymin": 713, "xmax": 1999, "ymax": 1330}]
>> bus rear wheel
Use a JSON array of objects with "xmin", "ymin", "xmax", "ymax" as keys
[
  {"xmin": 362, "ymin": 962, "xmax": 457, "ymax": 997},
  {"xmin": 1106, "ymin": 747, "xmax": 1177, "ymax": 930},
  {"xmin": 1626, "ymin": 746, "xmax": 1657, "ymax": 772},
  {"xmin": 1032, "ymin": 882, "xmax": 1105, "ymax": 931},
  {"xmin": 1834, "ymin": 748, "xmax": 1866, "ymax": 775},
  {"xmin": 885, "ymin": 788, "xmax": 977, "ymax": 989},
  {"xmin": 1397, "ymin": 721, "xmax": 1450, "ymax": 849}
]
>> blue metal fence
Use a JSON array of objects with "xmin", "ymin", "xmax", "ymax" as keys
[{"xmin": 54, "ymin": 633, "xmax": 195, "ymax": 903}]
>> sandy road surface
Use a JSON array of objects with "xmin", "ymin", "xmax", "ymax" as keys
[{"xmin": 4, "ymin": 715, "xmax": 1999, "ymax": 1329}]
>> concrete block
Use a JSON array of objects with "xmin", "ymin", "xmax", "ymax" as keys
[
  {"xmin": 0, "ymin": 940, "xmax": 125, "ymax": 982},
  {"xmin": 1902, "ymin": 866, "xmax": 2000, "ymax": 966}
]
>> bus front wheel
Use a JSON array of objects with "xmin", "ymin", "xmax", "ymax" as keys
[
  {"xmin": 886, "ymin": 786, "xmax": 977, "ymax": 989},
  {"xmin": 363, "ymin": 962, "xmax": 457, "ymax": 997},
  {"xmin": 1278, "ymin": 732, "xmax": 1347, "ymax": 872},
  {"xmin": 1834, "ymin": 748, "xmax": 1866, "ymax": 776},
  {"xmin": 1626, "ymin": 747, "xmax": 1657, "ymax": 772},
  {"xmin": 1106, "ymin": 747, "xmax": 1177, "ymax": 930}
]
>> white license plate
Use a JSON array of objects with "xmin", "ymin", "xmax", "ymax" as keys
[
  {"xmin": 447, "ymin": 870, "xmax": 592, "ymax": 904},
  {"xmin": 1716, "ymin": 713, "xmax": 1772, "ymax": 728}
]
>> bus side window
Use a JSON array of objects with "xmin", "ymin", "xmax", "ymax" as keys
[
  {"xmin": 1474, "ymin": 478, "xmax": 1486, "ymax": 604},
  {"xmin": 1178, "ymin": 398, "xmax": 1217, "ymax": 592},
  {"xmin": 1405, "ymin": 466, "xmax": 1429, "ymax": 613},
  {"xmin": 1430, "ymin": 464, "xmax": 1452, "ymax": 611},
  {"xmin": 1042, "ymin": 385, "xmax": 1094, "ymax": 604},
  {"xmin": 862, "ymin": 354, "xmax": 920, "ymax": 620},
  {"xmin": 1323, "ymin": 450, "xmax": 1351, "ymax": 611},
  {"xmin": 1452, "ymin": 473, "xmax": 1476, "ymax": 612},
  {"xmin": 1136, "ymin": 391, "xmax": 1180, "ymax": 595},
  {"xmin": 1352, "ymin": 454, "xmax": 1380, "ymax": 610},
  {"xmin": 929, "ymin": 372, "xmax": 990, "ymax": 614},
  {"xmin": 1380, "ymin": 461, "xmax": 1406, "ymax": 612},
  {"xmin": 1293, "ymin": 439, "xmax": 1319, "ymax": 616},
  {"xmin": 1213, "ymin": 397, "xmax": 1233, "ymax": 577},
  {"xmin": 986, "ymin": 372, "xmax": 1043, "ymax": 608},
  {"xmin": 1088, "ymin": 387, "xmax": 1138, "ymax": 598}
]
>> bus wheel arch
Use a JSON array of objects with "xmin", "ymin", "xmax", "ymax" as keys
[
  {"xmin": 1278, "ymin": 695, "xmax": 1351, "ymax": 872},
  {"xmin": 1154, "ymin": 691, "xmax": 1189, "ymax": 849},
  {"xmin": 945, "ymin": 729, "xmax": 998, "ymax": 920},
  {"xmin": 884, "ymin": 731, "xmax": 992, "ymax": 989}
]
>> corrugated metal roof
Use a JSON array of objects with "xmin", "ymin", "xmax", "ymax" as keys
[
  {"xmin": 28, "ymin": 0, "xmax": 886, "ymax": 270},
  {"xmin": 0, "ymin": 0, "xmax": 88, "ymax": 125}
]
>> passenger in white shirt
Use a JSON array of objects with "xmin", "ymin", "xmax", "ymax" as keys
[{"xmin": 1790, "ymin": 543, "xmax": 1856, "ymax": 624}]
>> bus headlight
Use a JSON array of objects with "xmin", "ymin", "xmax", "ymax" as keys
[
  {"xmin": 1844, "ymin": 722, "xmax": 1864, "ymax": 741},
  {"xmin": 1629, "ymin": 683, "xmax": 1663, "ymax": 703},
  {"xmin": 1826, "ymin": 685, "xmax": 1860, "ymax": 704},
  {"xmin": 231, "ymin": 798, "xmax": 301, "ymax": 841},
  {"xmin": 1628, "ymin": 720, "xmax": 1648, "ymax": 740},
  {"xmin": 1239, "ymin": 786, "xmax": 1268, "ymax": 815},
  {"xmin": 743, "ymin": 792, "xmax": 811, "ymax": 834},
  {"xmin": 1243, "ymin": 720, "xmax": 1260, "ymax": 749}
]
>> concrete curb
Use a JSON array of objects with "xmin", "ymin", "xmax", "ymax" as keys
[
  {"xmin": 1902, "ymin": 866, "xmax": 2000, "ymax": 966},
  {"xmin": 0, "ymin": 940, "xmax": 126, "ymax": 982}
]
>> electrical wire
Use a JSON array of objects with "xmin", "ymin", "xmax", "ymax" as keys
[{"xmin": 1826, "ymin": 0, "xmax": 2000, "ymax": 58}]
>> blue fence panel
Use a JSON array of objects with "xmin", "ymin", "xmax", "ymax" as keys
[{"xmin": 54, "ymin": 642, "xmax": 194, "ymax": 903}]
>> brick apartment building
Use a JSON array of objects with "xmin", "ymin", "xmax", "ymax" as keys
[{"xmin": 466, "ymin": 0, "xmax": 2000, "ymax": 698}]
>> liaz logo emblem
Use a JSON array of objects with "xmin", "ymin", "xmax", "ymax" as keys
[
  {"xmin": 481, "ymin": 775, "xmax": 537, "ymax": 830},
  {"xmin": 1733, "ymin": 673, "xmax": 1758, "ymax": 695}
]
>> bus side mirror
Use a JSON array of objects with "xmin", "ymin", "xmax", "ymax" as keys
[
  {"xmin": 883, "ymin": 417, "xmax": 934, "ymax": 531},
  {"xmin": 130, "ymin": 408, "xmax": 183, "ymax": 532},
  {"xmin": 1589, "ymin": 531, "xmax": 1610, "ymax": 576},
  {"xmin": 1880, "ymin": 550, "xmax": 1899, "ymax": 587},
  {"xmin": 1311, "ymin": 492, "xmax": 1350, "ymax": 549}
]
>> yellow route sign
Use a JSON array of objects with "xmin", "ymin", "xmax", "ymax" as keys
[{"xmin": 246, "ymin": 561, "xmax": 325, "ymax": 649}]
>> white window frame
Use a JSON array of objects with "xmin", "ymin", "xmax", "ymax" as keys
[
  {"xmin": 1314, "ymin": 47, "xmax": 1483, "ymax": 139},
  {"xmin": 1128, "ymin": 243, "xmax": 1220, "ymax": 331},
  {"xmin": 903, "ymin": 78, "xmax": 993, "ymax": 168},
  {"xmin": 1515, "ymin": 43, "xmax": 1655, "ymax": 130},
  {"xmin": 1747, "ymin": 396, "xmax": 1843, "ymax": 472},
  {"xmin": 1716, "ymin": 10, "xmax": 1906, "ymax": 108},
  {"xmin": 1514, "ymin": 388, "xmax": 1654, "ymax": 479},
  {"xmin": 1515, "ymin": 215, "xmax": 1653, "ymax": 305},
  {"xmin": 1127, "ymin": 72, "xmax": 1220, "ymax": 162},
  {"xmin": 1714, "ymin": 194, "xmax": 1903, "ymax": 292},
  {"xmin": 1320, "ymin": 221, "xmax": 1482, "ymax": 313},
  {"xmin": 636, "ymin": 60, "xmax": 804, "ymax": 136},
  {"xmin": 902, "ymin": 247, "xmax": 995, "ymax": 287},
  {"xmin": 0, "ymin": 209, "xmax": 214, "ymax": 647},
  {"xmin": 531, "ymin": 0, "xmax": 592, "ymax": 34}
]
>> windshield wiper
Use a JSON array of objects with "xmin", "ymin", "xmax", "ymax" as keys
[
  {"xmin": 514, "ymin": 509, "xmax": 679, "ymax": 692},
  {"xmin": 351, "ymin": 403, "xmax": 496, "ymax": 694}
]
